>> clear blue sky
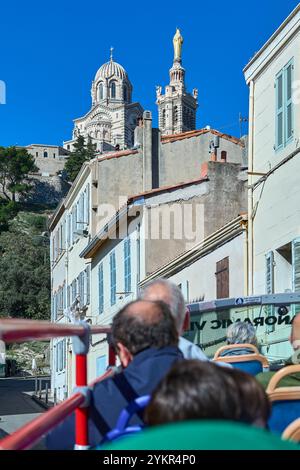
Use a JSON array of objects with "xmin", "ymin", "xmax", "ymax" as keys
[{"xmin": 0, "ymin": 0, "xmax": 299, "ymax": 146}]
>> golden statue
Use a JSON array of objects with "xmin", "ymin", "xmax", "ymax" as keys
[{"xmin": 173, "ymin": 28, "xmax": 183, "ymax": 62}]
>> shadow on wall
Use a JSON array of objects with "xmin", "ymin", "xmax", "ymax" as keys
[{"xmin": 23, "ymin": 177, "xmax": 71, "ymax": 205}]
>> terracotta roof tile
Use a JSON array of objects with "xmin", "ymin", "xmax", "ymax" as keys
[{"xmin": 161, "ymin": 128, "xmax": 244, "ymax": 147}]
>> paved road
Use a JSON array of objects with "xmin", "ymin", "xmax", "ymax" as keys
[{"xmin": 0, "ymin": 377, "xmax": 49, "ymax": 447}]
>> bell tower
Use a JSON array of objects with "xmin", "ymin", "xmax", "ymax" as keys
[{"xmin": 156, "ymin": 28, "xmax": 198, "ymax": 135}]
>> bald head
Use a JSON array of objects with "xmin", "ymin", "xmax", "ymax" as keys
[
  {"xmin": 291, "ymin": 313, "xmax": 300, "ymax": 350},
  {"xmin": 141, "ymin": 279, "xmax": 186, "ymax": 333},
  {"xmin": 112, "ymin": 299, "xmax": 178, "ymax": 356}
]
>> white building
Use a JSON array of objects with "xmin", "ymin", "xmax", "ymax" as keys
[
  {"xmin": 63, "ymin": 49, "xmax": 143, "ymax": 153},
  {"xmin": 50, "ymin": 163, "xmax": 92, "ymax": 401},
  {"xmin": 244, "ymin": 4, "xmax": 300, "ymax": 359}
]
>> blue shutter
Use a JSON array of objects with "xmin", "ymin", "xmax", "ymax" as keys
[
  {"xmin": 285, "ymin": 60, "xmax": 293, "ymax": 143},
  {"xmin": 98, "ymin": 263, "xmax": 104, "ymax": 314},
  {"xmin": 110, "ymin": 252, "xmax": 116, "ymax": 306},
  {"xmin": 86, "ymin": 265, "xmax": 90, "ymax": 305},
  {"xmin": 275, "ymin": 71, "xmax": 284, "ymax": 149},
  {"xmin": 124, "ymin": 238, "xmax": 131, "ymax": 295}
]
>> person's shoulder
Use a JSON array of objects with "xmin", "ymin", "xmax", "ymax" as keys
[
  {"xmin": 179, "ymin": 337, "xmax": 208, "ymax": 361},
  {"xmin": 255, "ymin": 370, "xmax": 275, "ymax": 389}
]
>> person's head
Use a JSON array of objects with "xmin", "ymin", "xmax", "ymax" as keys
[
  {"xmin": 290, "ymin": 313, "xmax": 300, "ymax": 350},
  {"xmin": 140, "ymin": 279, "xmax": 187, "ymax": 334},
  {"xmin": 145, "ymin": 360, "xmax": 240, "ymax": 426},
  {"xmin": 111, "ymin": 299, "xmax": 178, "ymax": 368},
  {"xmin": 145, "ymin": 360, "xmax": 270, "ymax": 428},
  {"xmin": 224, "ymin": 367, "xmax": 271, "ymax": 428},
  {"xmin": 226, "ymin": 321, "xmax": 257, "ymax": 346}
]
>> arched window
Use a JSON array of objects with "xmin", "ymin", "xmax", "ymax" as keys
[
  {"xmin": 123, "ymin": 86, "xmax": 127, "ymax": 101},
  {"xmin": 162, "ymin": 109, "xmax": 166, "ymax": 128},
  {"xmin": 174, "ymin": 106, "xmax": 178, "ymax": 124},
  {"xmin": 110, "ymin": 81, "xmax": 116, "ymax": 99},
  {"xmin": 98, "ymin": 82, "xmax": 103, "ymax": 100},
  {"xmin": 44, "ymin": 151, "xmax": 48, "ymax": 158}
]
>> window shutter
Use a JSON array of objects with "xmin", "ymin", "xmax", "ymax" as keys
[
  {"xmin": 124, "ymin": 238, "xmax": 131, "ymax": 295},
  {"xmin": 98, "ymin": 263, "xmax": 104, "ymax": 314},
  {"xmin": 292, "ymin": 239, "xmax": 300, "ymax": 316},
  {"xmin": 86, "ymin": 266, "xmax": 90, "ymax": 305},
  {"xmin": 265, "ymin": 251, "xmax": 275, "ymax": 332},
  {"xmin": 285, "ymin": 61, "xmax": 293, "ymax": 142},
  {"xmin": 216, "ymin": 257, "xmax": 229, "ymax": 299},
  {"xmin": 110, "ymin": 252, "xmax": 116, "ymax": 306},
  {"xmin": 276, "ymin": 71, "xmax": 284, "ymax": 149}
]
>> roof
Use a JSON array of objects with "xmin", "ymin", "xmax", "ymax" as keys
[
  {"xmin": 80, "ymin": 176, "xmax": 209, "ymax": 259},
  {"xmin": 243, "ymin": 4, "xmax": 300, "ymax": 74},
  {"xmin": 95, "ymin": 59, "xmax": 127, "ymax": 82},
  {"xmin": 95, "ymin": 148, "xmax": 139, "ymax": 162},
  {"xmin": 161, "ymin": 128, "xmax": 244, "ymax": 147},
  {"xmin": 128, "ymin": 176, "xmax": 208, "ymax": 201}
]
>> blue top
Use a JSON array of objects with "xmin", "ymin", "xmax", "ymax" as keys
[{"xmin": 46, "ymin": 346, "xmax": 183, "ymax": 450}]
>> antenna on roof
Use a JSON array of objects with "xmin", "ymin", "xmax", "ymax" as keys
[{"xmin": 239, "ymin": 112, "xmax": 248, "ymax": 138}]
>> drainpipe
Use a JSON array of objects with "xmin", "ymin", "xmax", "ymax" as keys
[{"xmin": 248, "ymin": 80, "xmax": 255, "ymax": 295}]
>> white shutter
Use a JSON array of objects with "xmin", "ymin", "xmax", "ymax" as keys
[
  {"xmin": 292, "ymin": 238, "xmax": 300, "ymax": 315},
  {"xmin": 265, "ymin": 251, "xmax": 275, "ymax": 333}
]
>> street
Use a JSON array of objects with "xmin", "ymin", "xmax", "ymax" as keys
[{"xmin": 0, "ymin": 377, "xmax": 49, "ymax": 446}]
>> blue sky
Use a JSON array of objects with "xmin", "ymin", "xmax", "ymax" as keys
[{"xmin": 0, "ymin": 0, "xmax": 299, "ymax": 146}]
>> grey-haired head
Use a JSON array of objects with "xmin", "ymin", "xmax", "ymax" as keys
[
  {"xmin": 226, "ymin": 321, "xmax": 257, "ymax": 346},
  {"xmin": 140, "ymin": 278, "xmax": 186, "ymax": 333}
]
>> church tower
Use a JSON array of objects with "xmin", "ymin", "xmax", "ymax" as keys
[
  {"xmin": 64, "ymin": 49, "xmax": 143, "ymax": 153},
  {"xmin": 156, "ymin": 29, "xmax": 198, "ymax": 135}
]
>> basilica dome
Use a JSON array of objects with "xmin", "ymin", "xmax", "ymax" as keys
[{"xmin": 95, "ymin": 59, "xmax": 127, "ymax": 82}]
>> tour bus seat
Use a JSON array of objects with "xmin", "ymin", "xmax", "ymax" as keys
[
  {"xmin": 282, "ymin": 417, "xmax": 300, "ymax": 442},
  {"xmin": 214, "ymin": 343, "xmax": 260, "ymax": 358},
  {"xmin": 213, "ymin": 348, "xmax": 269, "ymax": 376},
  {"xmin": 266, "ymin": 365, "xmax": 300, "ymax": 435},
  {"xmin": 102, "ymin": 395, "xmax": 151, "ymax": 443}
]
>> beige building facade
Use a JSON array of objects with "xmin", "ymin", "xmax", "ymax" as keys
[{"xmin": 244, "ymin": 4, "xmax": 300, "ymax": 358}]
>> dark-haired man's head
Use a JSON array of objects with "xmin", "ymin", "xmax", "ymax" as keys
[
  {"xmin": 145, "ymin": 360, "xmax": 270, "ymax": 428},
  {"xmin": 112, "ymin": 300, "xmax": 178, "ymax": 368}
]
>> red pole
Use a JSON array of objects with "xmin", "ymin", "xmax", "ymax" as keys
[
  {"xmin": 75, "ymin": 354, "xmax": 88, "ymax": 449},
  {"xmin": 108, "ymin": 344, "xmax": 116, "ymax": 367}
]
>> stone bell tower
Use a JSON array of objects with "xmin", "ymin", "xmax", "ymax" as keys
[{"xmin": 156, "ymin": 28, "xmax": 198, "ymax": 136}]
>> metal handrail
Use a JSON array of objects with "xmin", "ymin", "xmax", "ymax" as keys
[
  {"xmin": 0, "ymin": 318, "xmax": 113, "ymax": 450},
  {"xmin": 188, "ymin": 292, "xmax": 300, "ymax": 315},
  {"xmin": 0, "ymin": 318, "xmax": 110, "ymax": 343}
]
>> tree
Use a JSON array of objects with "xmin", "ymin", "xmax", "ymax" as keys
[
  {"xmin": 0, "ymin": 146, "xmax": 37, "ymax": 202},
  {"xmin": 64, "ymin": 135, "xmax": 96, "ymax": 182},
  {"xmin": 0, "ymin": 213, "xmax": 50, "ymax": 320}
]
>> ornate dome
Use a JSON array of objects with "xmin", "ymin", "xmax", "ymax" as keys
[{"xmin": 95, "ymin": 59, "xmax": 127, "ymax": 82}]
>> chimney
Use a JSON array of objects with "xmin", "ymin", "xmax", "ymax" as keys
[{"xmin": 142, "ymin": 111, "xmax": 153, "ymax": 191}]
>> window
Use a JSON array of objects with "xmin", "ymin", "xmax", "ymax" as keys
[
  {"xmin": 53, "ymin": 153, "xmax": 56, "ymax": 158},
  {"xmin": 98, "ymin": 82, "xmax": 104, "ymax": 100},
  {"xmin": 98, "ymin": 263, "xmax": 104, "ymax": 314},
  {"xmin": 110, "ymin": 252, "xmax": 116, "ymax": 305},
  {"xmin": 44, "ymin": 151, "xmax": 48, "ymax": 158},
  {"xmin": 174, "ymin": 106, "xmax": 178, "ymax": 124},
  {"xmin": 110, "ymin": 81, "xmax": 116, "ymax": 99},
  {"xmin": 124, "ymin": 238, "xmax": 131, "ymax": 295},
  {"xmin": 36, "ymin": 152, "xmax": 38, "ymax": 158},
  {"xmin": 162, "ymin": 109, "xmax": 166, "ymax": 128},
  {"xmin": 275, "ymin": 59, "xmax": 294, "ymax": 149},
  {"xmin": 123, "ymin": 86, "xmax": 127, "ymax": 101}
]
